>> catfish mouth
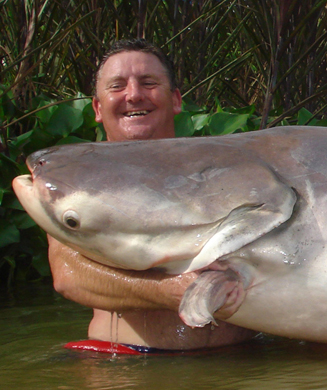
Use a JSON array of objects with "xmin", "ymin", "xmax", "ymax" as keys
[
  {"xmin": 12, "ymin": 174, "xmax": 34, "ymax": 212},
  {"xmin": 13, "ymin": 174, "xmax": 33, "ymax": 190},
  {"xmin": 12, "ymin": 174, "xmax": 37, "ymax": 225}
]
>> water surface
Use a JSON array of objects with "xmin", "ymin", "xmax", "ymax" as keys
[{"xmin": 1, "ymin": 282, "xmax": 327, "ymax": 390}]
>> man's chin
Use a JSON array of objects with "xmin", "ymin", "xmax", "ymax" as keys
[
  {"xmin": 106, "ymin": 121, "xmax": 174, "ymax": 141},
  {"xmin": 123, "ymin": 125, "xmax": 157, "ymax": 140}
]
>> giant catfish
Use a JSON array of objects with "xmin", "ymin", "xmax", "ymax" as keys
[{"xmin": 12, "ymin": 126, "xmax": 327, "ymax": 343}]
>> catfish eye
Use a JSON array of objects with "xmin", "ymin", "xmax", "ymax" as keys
[{"xmin": 62, "ymin": 210, "xmax": 80, "ymax": 230}]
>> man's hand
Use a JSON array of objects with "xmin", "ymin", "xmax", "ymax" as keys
[{"xmin": 48, "ymin": 235, "xmax": 198, "ymax": 312}]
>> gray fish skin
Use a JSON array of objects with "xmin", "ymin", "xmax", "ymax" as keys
[{"xmin": 12, "ymin": 126, "xmax": 327, "ymax": 342}]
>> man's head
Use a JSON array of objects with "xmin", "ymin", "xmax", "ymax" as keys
[
  {"xmin": 94, "ymin": 40, "xmax": 178, "ymax": 94},
  {"xmin": 92, "ymin": 39, "xmax": 182, "ymax": 141}
]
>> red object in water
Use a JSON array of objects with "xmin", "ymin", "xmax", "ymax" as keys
[
  {"xmin": 64, "ymin": 340, "xmax": 143, "ymax": 355},
  {"xmin": 64, "ymin": 339, "xmax": 231, "ymax": 356}
]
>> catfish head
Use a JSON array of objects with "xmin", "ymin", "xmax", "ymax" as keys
[{"xmin": 13, "ymin": 138, "xmax": 296, "ymax": 278}]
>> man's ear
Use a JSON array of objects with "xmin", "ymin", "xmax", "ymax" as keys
[
  {"xmin": 92, "ymin": 97, "xmax": 103, "ymax": 123},
  {"xmin": 172, "ymin": 89, "xmax": 182, "ymax": 116}
]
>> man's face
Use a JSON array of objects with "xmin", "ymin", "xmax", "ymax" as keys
[{"xmin": 92, "ymin": 51, "xmax": 182, "ymax": 141}]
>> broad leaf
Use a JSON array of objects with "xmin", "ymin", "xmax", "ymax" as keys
[{"xmin": 208, "ymin": 113, "xmax": 249, "ymax": 135}]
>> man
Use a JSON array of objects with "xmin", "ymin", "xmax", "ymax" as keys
[{"xmin": 49, "ymin": 39, "xmax": 256, "ymax": 351}]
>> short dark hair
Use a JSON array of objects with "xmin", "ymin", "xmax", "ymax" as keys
[{"xmin": 94, "ymin": 39, "xmax": 178, "ymax": 97}]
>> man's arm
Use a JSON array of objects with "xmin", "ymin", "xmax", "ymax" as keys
[{"xmin": 48, "ymin": 235, "xmax": 197, "ymax": 312}]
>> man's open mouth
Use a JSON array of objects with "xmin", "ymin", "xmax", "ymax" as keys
[{"xmin": 124, "ymin": 110, "xmax": 150, "ymax": 117}]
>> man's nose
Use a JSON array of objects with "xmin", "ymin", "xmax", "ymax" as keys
[{"xmin": 126, "ymin": 81, "xmax": 144, "ymax": 102}]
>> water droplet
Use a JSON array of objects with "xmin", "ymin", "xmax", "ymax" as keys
[
  {"xmin": 45, "ymin": 182, "xmax": 57, "ymax": 191},
  {"xmin": 115, "ymin": 312, "xmax": 119, "ymax": 343},
  {"xmin": 110, "ymin": 312, "xmax": 114, "ymax": 353},
  {"xmin": 176, "ymin": 325, "xmax": 187, "ymax": 340}
]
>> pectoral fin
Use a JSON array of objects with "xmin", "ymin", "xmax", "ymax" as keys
[{"xmin": 179, "ymin": 164, "xmax": 297, "ymax": 274}]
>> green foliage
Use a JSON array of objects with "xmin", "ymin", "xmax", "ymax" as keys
[
  {"xmin": 175, "ymin": 102, "xmax": 251, "ymax": 137},
  {"xmin": 175, "ymin": 99, "xmax": 301, "ymax": 137},
  {"xmin": 2, "ymin": 1, "xmax": 327, "ymax": 126}
]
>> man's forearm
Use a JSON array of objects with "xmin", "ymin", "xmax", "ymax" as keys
[{"xmin": 48, "ymin": 235, "xmax": 197, "ymax": 312}]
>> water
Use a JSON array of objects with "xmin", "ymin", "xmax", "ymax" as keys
[{"xmin": 2, "ymin": 281, "xmax": 327, "ymax": 390}]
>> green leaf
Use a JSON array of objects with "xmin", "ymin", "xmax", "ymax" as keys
[
  {"xmin": 28, "ymin": 127, "xmax": 56, "ymax": 153},
  {"xmin": 174, "ymin": 111, "xmax": 195, "ymax": 137},
  {"xmin": 192, "ymin": 114, "xmax": 209, "ymax": 132},
  {"xmin": 83, "ymin": 102, "xmax": 98, "ymax": 129},
  {"xmin": 208, "ymin": 112, "xmax": 249, "ymax": 135},
  {"xmin": 72, "ymin": 94, "xmax": 92, "ymax": 111},
  {"xmin": 316, "ymin": 119, "xmax": 327, "ymax": 127},
  {"xmin": 10, "ymin": 130, "xmax": 33, "ymax": 149},
  {"xmin": 10, "ymin": 211, "xmax": 36, "ymax": 229},
  {"xmin": 226, "ymin": 105, "xmax": 256, "ymax": 115},
  {"xmin": 0, "ymin": 91, "xmax": 16, "ymax": 121},
  {"xmin": 297, "ymin": 108, "xmax": 317, "ymax": 126},
  {"xmin": 35, "ymin": 101, "xmax": 58, "ymax": 123},
  {"xmin": 46, "ymin": 104, "xmax": 84, "ymax": 137},
  {"xmin": 56, "ymin": 136, "xmax": 91, "ymax": 145},
  {"xmin": 32, "ymin": 250, "xmax": 51, "ymax": 277},
  {"xmin": 0, "ymin": 153, "xmax": 21, "ymax": 189},
  {"xmin": 95, "ymin": 125, "xmax": 107, "ymax": 142},
  {"xmin": 0, "ymin": 221, "xmax": 20, "ymax": 248},
  {"xmin": 1, "ymin": 192, "xmax": 25, "ymax": 210},
  {"xmin": 181, "ymin": 98, "xmax": 205, "ymax": 113}
]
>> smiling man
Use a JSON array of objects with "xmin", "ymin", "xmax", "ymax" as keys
[
  {"xmin": 92, "ymin": 45, "xmax": 180, "ymax": 141},
  {"xmin": 49, "ymin": 39, "xmax": 256, "ymax": 352}
]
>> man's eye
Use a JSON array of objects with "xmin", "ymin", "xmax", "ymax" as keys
[
  {"xmin": 107, "ymin": 82, "xmax": 126, "ymax": 91},
  {"xmin": 110, "ymin": 84, "xmax": 123, "ymax": 90},
  {"xmin": 143, "ymin": 81, "xmax": 157, "ymax": 88}
]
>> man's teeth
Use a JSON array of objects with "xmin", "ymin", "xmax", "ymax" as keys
[{"xmin": 125, "ymin": 111, "xmax": 149, "ymax": 117}]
